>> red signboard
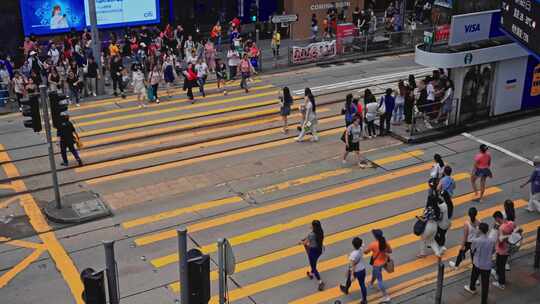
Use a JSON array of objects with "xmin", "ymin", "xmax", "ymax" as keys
[
  {"xmin": 435, "ymin": 24, "xmax": 450, "ymax": 42},
  {"xmin": 336, "ymin": 23, "xmax": 356, "ymax": 54}
]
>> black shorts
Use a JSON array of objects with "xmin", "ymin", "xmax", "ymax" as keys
[{"xmin": 346, "ymin": 141, "xmax": 360, "ymax": 152}]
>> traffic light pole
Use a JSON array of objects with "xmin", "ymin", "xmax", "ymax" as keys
[
  {"xmin": 39, "ymin": 85, "xmax": 62, "ymax": 209},
  {"xmin": 88, "ymin": 0, "xmax": 105, "ymax": 95}
]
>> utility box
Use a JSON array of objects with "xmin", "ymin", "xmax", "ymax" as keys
[
  {"xmin": 80, "ymin": 268, "xmax": 106, "ymax": 304},
  {"xmin": 187, "ymin": 250, "xmax": 211, "ymax": 304}
]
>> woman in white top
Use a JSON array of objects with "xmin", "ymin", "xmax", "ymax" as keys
[
  {"xmin": 131, "ymin": 64, "xmax": 147, "ymax": 108},
  {"xmin": 393, "ymin": 84, "xmax": 406, "ymax": 124},
  {"xmin": 339, "ymin": 237, "xmax": 367, "ymax": 304},
  {"xmin": 435, "ymin": 199, "xmax": 451, "ymax": 249},
  {"xmin": 449, "ymin": 207, "xmax": 479, "ymax": 268},
  {"xmin": 364, "ymin": 101, "xmax": 378, "ymax": 138},
  {"xmin": 430, "ymin": 154, "xmax": 445, "ymax": 183},
  {"xmin": 296, "ymin": 88, "xmax": 319, "ymax": 142},
  {"xmin": 227, "ymin": 45, "xmax": 240, "ymax": 80}
]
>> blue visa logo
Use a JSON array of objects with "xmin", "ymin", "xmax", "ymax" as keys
[{"xmin": 465, "ymin": 24, "xmax": 480, "ymax": 33}]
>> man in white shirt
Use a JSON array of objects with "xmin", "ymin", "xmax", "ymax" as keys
[
  {"xmin": 48, "ymin": 43, "xmax": 60, "ymax": 65},
  {"xmin": 195, "ymin": 59, "xmax": 208, "ymax": 97}
]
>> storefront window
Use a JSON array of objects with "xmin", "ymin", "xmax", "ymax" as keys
[{"xmin": 460, "ymin": 63, "xmax": 495, "ymax": 122}]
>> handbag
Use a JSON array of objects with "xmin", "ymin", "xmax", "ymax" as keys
[
  {"xmin": 377, "ymin": 96, "xmax": 386, "ymax": 115},
  {"xmin": 74, "ymin": 136, "xmax": 84, "ymax": 150},
  {"xmin": 413, "ymin": 218, "xmax": 427, "ymax": 236},
  {"xmin": 384, "ymin": 257, "xmax": 395, "ymax": 273}
]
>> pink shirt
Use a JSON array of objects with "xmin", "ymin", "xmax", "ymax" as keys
[
  {"xmin": 474, "ymin": 152, "xmax": 491, "ymax": 169},
  {"xmin": 496, "ymin": 221, "xmax": 515, "ymax": 255}
]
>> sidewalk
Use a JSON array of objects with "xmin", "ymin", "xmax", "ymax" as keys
[{"xmin": 396, "ymin": 249, "xmax": 540, "ymax": 304}]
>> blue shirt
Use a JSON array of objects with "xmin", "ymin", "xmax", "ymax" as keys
[
  {"xmin": 472, "ymin": 234, "xmax": 496, "ymax": 270},
  {"xmin": 530, "ymin": 167, "xmax": 540, "ymax": 194},
  {"xmin": 380, "ymin": 95, "xmax": 395, "ymax": 114},
  {"xmin": 439, "ymin": 176, "xmax": 455, "ymax": 196}
]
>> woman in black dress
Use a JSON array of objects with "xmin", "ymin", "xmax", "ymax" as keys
[{"xmin": 280, "ymin": 87, "xmax": 293, "ymax": 133}]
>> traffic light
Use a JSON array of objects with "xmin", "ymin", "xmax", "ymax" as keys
[
  {"xmin": 80, "ymin": 268, "xmax": 106, "ymax": 304},
  {"xmin": 21, "ymin": 94, "xmax": 42, "ymax": 132},
  {"xmin": 49, "ymin": 92, "xmax": 69, "ymax": 129},
  {"xmin": 250, "ymin": 4, "xmax": 258, "ymax": 22}
]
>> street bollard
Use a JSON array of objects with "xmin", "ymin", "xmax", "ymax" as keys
[
  {"xmin": 435, "ymin": 260, "xmax": 444, "ymax": 304},
  {"xmin": 103, "ymin": 241, "xmax": 119, "ymax": 304},
  {"xmin": 178, "ymin": 228, "xmax": 189, "ymax": 304},
  {"xmin": 535, "ymin": 227, "xmax": 540, "ymax": 269},
  {"xmin": 217, "ymin": 238, "xmax": 226, "ymax": 304}
]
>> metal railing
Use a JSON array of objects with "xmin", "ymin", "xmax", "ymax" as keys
[{"xmin": 410, "ymin": 98, "xmax": 459, "ymax": 136}]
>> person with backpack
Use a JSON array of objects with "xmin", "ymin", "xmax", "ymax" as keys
[
  {"xmin": 301, "ymin": 220, "xmax": 325, "ymax": 291},
  {"xmin": 491, "ymin": 211, "xmax": 515, "ymax": 290},
  {"xmin": 417, "ymin": 193, "xmax": 444, "ymax": 258},
  {"xmin": 378, "ymin": 88, "xmax": 395, "ymax": 136},
  {"xmin": 340, "ymin": 237, "xmax": 368, "ymax": 304},
  {"xmin": 342, "ymin": 115, "xmax": 366, "ymax": 168},
  {"xmin": 364, "ymin": 229, "xmax": 392, "ymax": 303},
  {"xmin": 521, "ymin": 155, "xmax": 540, "ymax": 213},
  {"xmin": 429, "ymin": 154, "xmax": 445, "ymax": 187},
  {"xmin": 464, "ymin": 222, "xmax": 496, "ymax": 304},
  {"xmin": 438, "ymin": 165, "xmax": 456, "ymax": 218},
  {"xmin": 449, "ymin": 207, "xmax": 479, "ymax": 269},
  {"xmin": 342, "ymin": 93, "xmax": 357, "ymax": 127}
]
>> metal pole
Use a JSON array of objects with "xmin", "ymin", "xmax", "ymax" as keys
[
  {"xmin": 39, "ymin": 85, "xmax": 62, "ymax": 209},
  {"xmin": 103, "ymin": 240, "xmax": 120, "ymax": 304},
  {"xmin": 88, "ymin": 0, "xmax": 105, "ymax": 95},
  {"xmin": 217, "ymin": 238, "xmax": 226, "ymax": 304},
  {"xmin": 178, "ymin": 228, "xmax": 189, "ymax": 304},
  {"xmin": 434, "ymin": 260, "xmax": 444, "ymax": 304},
  {"xmin": 534, "ymin": 227, "xmax": 540, "ymax": 269}
]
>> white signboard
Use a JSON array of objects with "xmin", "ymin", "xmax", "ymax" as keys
[
  {"xmin": 271, "ymin": 14, "xmax": 298, "ymax": 23},
  {"xmin": 448, "ymin": 10, "xmax": 498, "ymax": 46},
  {"xmin": 291, "ymin": 40, "xmax": 337, "ymax": 65}
]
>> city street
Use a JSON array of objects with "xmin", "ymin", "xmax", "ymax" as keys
[{"xmin": 1, "ymin": 53, "xmax": 539, "ymax": 304}]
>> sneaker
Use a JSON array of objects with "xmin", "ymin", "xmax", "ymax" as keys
[
  {"xmin": 92, "ymin": 92, "xmax": 97, "ymax": 97},
  {"xmin": 526, "ymin": 207, "xmax": 534, "ymax": 212},
  {"xmin": 342, "ymin": 159, "xmax": 347, "ymax": 164},
  {"xmin": 306, "ymin": 271, "xmax": 313, "ymax": 280},
  {"xmin": 60, "ymin": 162, "xmax": 68, "ymax": 167},
  {"xmin": 310, "ymin": 137, "xmax": 319, "ymax": 142},
  {"xmin": 381, "ymin": 295, "xmax": 391, "ymax": 303},
  {"xmin": 156, "ymin": 99, "xmax": 160, "ymax": 104},
  {"xmin": 318, "ymin": 281, "xmax": 325, "ymax": 291},
  {"xmin": 77, "ymin": 160, "xmax": 84, "ymax": 167},
  {"xmin": 464, "ymin": 285, "xmax": 477, "ymax": 294},
  {"xmin": 492, "ymin": 281, "xmax": 505, "ymax": 290},
  {"xmin": 76, "ymin": 103, "xmax": 81, "ymax": 107},
  {"xmin": 448, "ymin": 261, "xmax": 457, "ymax": 269},
  {"xmin": 491, "ymin": 269, "xmax": 498, "ymax": 280},
  {"xmin": 339, "ymin": 284, "xmax": 349, "ymax": 295}
]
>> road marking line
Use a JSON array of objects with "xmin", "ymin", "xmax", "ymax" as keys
[
  {"xmin": 234, "ymin": 199, "xmax": 527, "ymax": 304},
  {"xmin": 80, "ymin": 111, "xmax": 314, "ymax": 157},
  {"xmin": 72, "ymin": 85, "xmax": 275, "ymax": 121},
  {"xmin": 0, "ymin": 183, "xmax": 14, "ymax": 190},
  {"xmin": 151, "ymin": 173, "xmax": 469, "ymax": 268},
  {"xmin": 76, "ymin": 91, "xmax": 279, "ymax": 127},
  {"xmin": 0, "ymin": 237, "xmax": 47, "ymax": 250},
  {"xmin": 85, "ymin": 127, "xmax": 345, "ymax": 184},
  {"xmin": 79, "ymin": 106, "xmax": 295, "ymax": 145},
  {"xmin": 76, "ymin": 115, "xmax": 341, "ymax": 173},
  {"xmin": 0, "ymin": 145, "xmax": 84, "ymax": 303},
  {"xmin": 461, "ymin": 132, "xmax": 534, "ymax": 166},
  {"xmin": 133, "ymin": 163, "xmax": 432, "ymax": 247},
  {"xmin": 167, "ymin": 187, "xmax": 500, "ymax": 293},
  {"xmin": 0, "ymin": 196, "xmax": 19, "ymax": 209},
  {"xmin": 0, "ymin": 248, "xmax": 45, "ymax": 288},
  {"xmin": 127, "ymin": 149, "xmax": 418, "ymax": 231},
  {"xmin": 78, "ymin": 96, "xmax": 285, "ymax": 137},
  {"xmin": 121, "ymin": 196, "xmax": 245, "ymax": 229},
  {"xmin": 70, "ymin": 79, "xmax": 262, "ymax": 111},
  {"xmin": 248, "ymin": 150, "xmax": 424, "ymax": 196},
  {"xmin": 291, "ymin": 199, "xmax": 530, "ymax": 304}
]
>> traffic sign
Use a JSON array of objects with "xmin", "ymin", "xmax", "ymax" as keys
[
  {"xmin": 271, "ymin": 14, "xmax": 298, "ymax": 24},
  {"xmin": 500, "ymin": 0, "xmax": 540, "ymax": 57},
  {"xmin": 423, "ymin": 31, "xmax": 434, "ymax": 45}
]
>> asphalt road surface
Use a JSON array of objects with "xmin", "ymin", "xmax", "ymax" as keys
[{"xmin": 1, "ymin": 54, "xmax": 539, "ymax": 304}]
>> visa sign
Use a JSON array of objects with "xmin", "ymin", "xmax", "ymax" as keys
[
  {"xmin": 465, "ymin": 24, "xmax": 480, "ymax": 33},
  {"xmin": 449, "ymin": 10, "xmax": 503, "ymax": 46}
]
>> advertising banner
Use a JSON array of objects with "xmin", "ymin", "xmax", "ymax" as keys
[
  {"xmin": 434, "ymin": 0, "xmax": 453, "ymax": 9},
  {"xmin": 20, "ymin": 0, "xmax": 160, "ymax": 36},
  {"xmin": 448, "ymin": 10, "xmax": 503, "ymax": 46},
  {"xmin": 336, "ymin": 23, "xmax": 356, "ymax": 54},
  {"xmin": 291, "ymin": 40, "xmax": 337, "ymax": 65}
]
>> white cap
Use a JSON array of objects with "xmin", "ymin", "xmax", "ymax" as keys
[{"xmin": 29, "ymin": 51, "xmax": 37, "ymax": 56}]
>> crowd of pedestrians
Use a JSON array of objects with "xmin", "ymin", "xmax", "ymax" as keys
[{"xmin": 0, "ymin": 17, "xmax": 264, "ymax": 110}]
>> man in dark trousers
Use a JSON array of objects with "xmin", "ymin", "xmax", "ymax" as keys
[{"xmin": 57, "ymin": 114, "xmax": 83, "ymax": 167}]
